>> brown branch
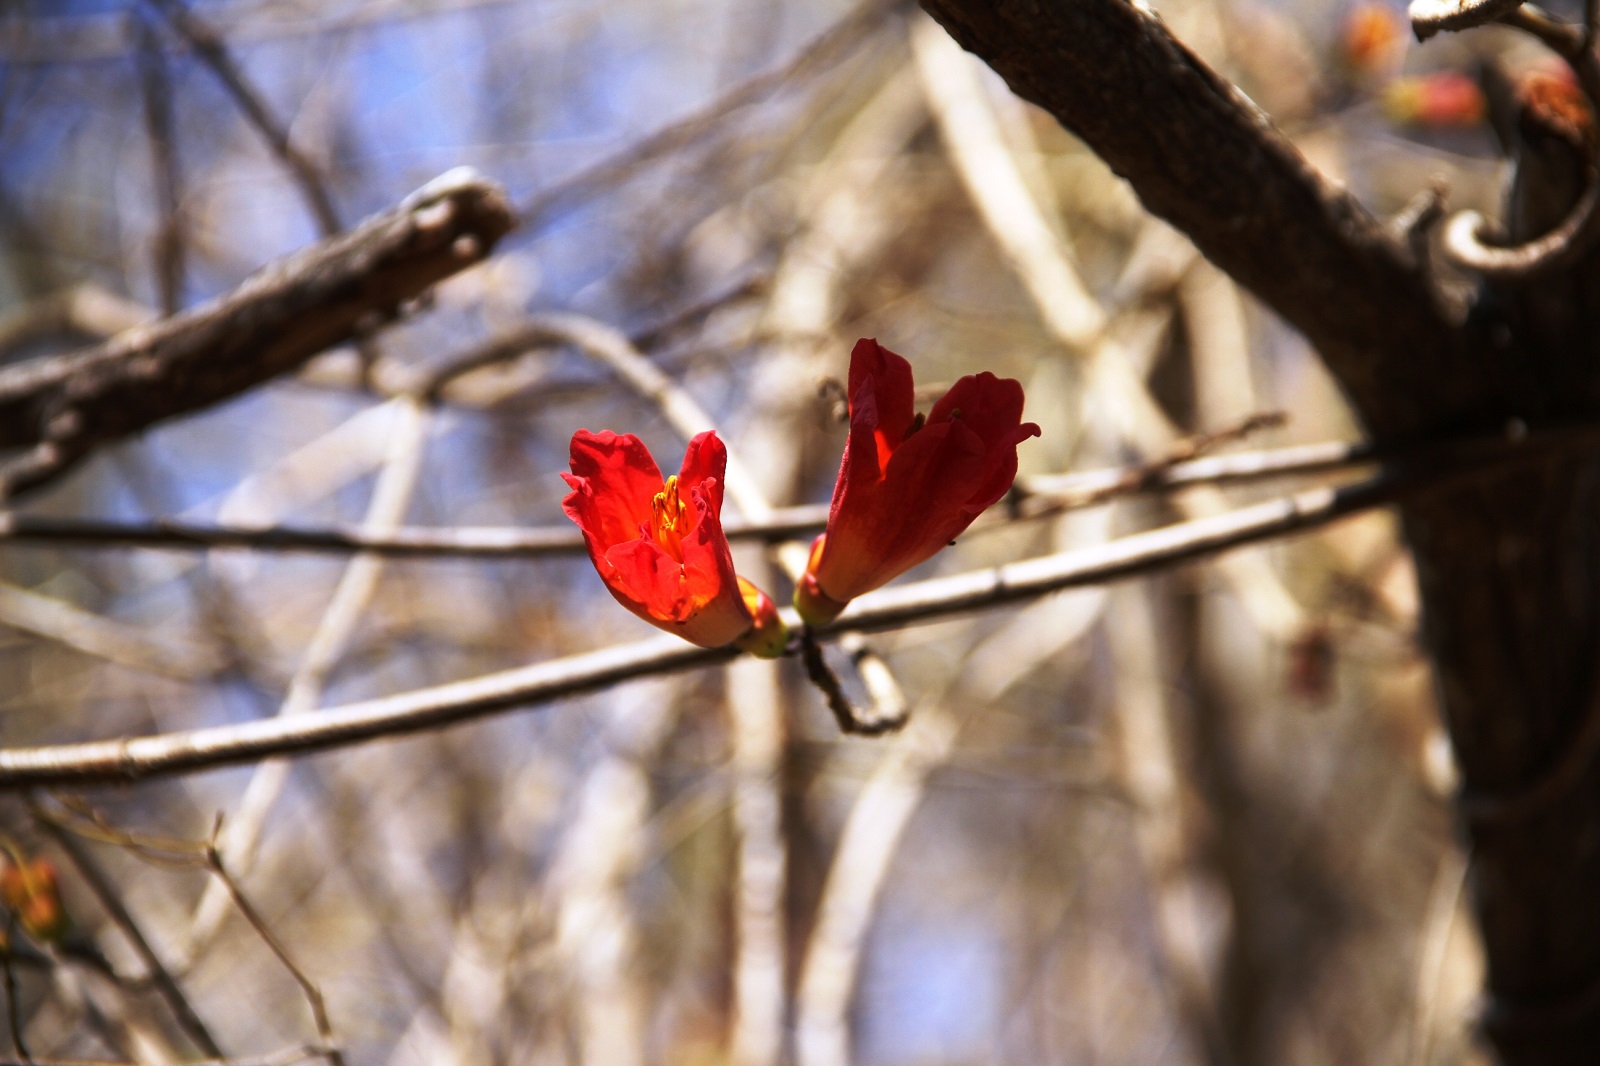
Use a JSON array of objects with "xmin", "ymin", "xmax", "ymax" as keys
[
  {"xmin": 799, "ymin": 630, "xmax": 907, "ymax": 736},
  {"xmin": 1440, "ymin": 5, "xmax": 1600, "ymax": 277},
  {"xmin": 0, "ymin": 467, "xmax": 1434, "ymax": 790},
  {"xmin": 1410, "ymin": 0, "xmax": 1530, "ymax": 40},
  {"xmin": 0, "ymin": 169, "xmax": 514, "ymax": 501},
  {"xmin": 0, "ymin": 504, "xmax": 828, "ymax": 558},
  {"xmin": 0, "ymin": 419, "xmax": 1584, "ymax": 558},
  {"xmin": 913, "ymin": 1, "xmax": 1470, "ymax": 437},
  {"xmin": 203, "ymin": 840, "xmax": 344, "ymax": 1066},
  {"xmin": 33, "ymin": 815, "xmax": 225, "ymax": 1060},
  {"xmin": 134, "ymin": 12, "xmax": 184, "ymax": 316}
]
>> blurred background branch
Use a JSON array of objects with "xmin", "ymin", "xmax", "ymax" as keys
[{"xmin": 0, "ymin": 0, "xmax": 1558, "ymax": 1062}]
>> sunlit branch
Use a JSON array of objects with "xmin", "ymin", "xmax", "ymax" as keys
[
  {"xmin": 0, "ymin": 169, "xmax": 513, "ymax": 500},
  {"xmin": 147, "ymin": 0, "xmax": 342, "ymax": 235},
  {"xmin": 0, "ymin": 467, "xmax": 1427, "ymax": 789},
  {"xmin": 9, "ymin": 420, "xmax": 1597, "ymax": 558}
]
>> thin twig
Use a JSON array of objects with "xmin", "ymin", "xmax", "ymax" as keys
[
  {"xmin": 2, "ymin": 914, "xmax": 25, "ymax": 1064},
  {"xmin": 0, "ymin": 1042, "xmax": 340, "ymax": 1066},
  {"xmin": 31, "ymin": 813, "xmax": 224, "ymax": 1059},
  {"xmin": 134, "ymin": 12, "xmax": 185, "ymax": 316},
  {"xmin": 0, "ymin": 1043, "xmax": 340, "ymax": 1056},
  {"xmin": 0, "ymin": 463, "xmax": 1453, "ymax": 790},
  {"xmin": 203, "ymin": 840, "xmax": 345, "ymax": 1066},
  {"xmin": 518, "ymin": 0, "xmax": 901, "ymax": 227},
  {"xmin": 0, "ymin": 169, "xmax": 512, "ymax": 500},
  {"xmin": 799, "ymin": 632, "xmax": 905, "ymax": 736},
  {"xmin": 146, "ymin": 0, "xmax": 341, "ymax": 235},
  {"xmin": 0, "ymin": 506, "xmax": 825, "ymax": 557},
  {"xmin": 182, "ymin": 395, "xmax": 430, "ymax": 970},
  {"xmin": 800, "ymin": 632, "xmax": 861, "ymax": 735},
  {"xmin": 0, "ymin": 429, "xmax": 1395, "ymax": 559}
]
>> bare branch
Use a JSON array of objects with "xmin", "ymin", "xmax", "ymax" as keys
[
  {"xmin": 518, "ymin": 0, "xmax": 902, "ymax": 228},
  {"xmin": 0, "ymin": 169, "xmax": 514, "ymax": 501},
  {"xmin": 0, "ymin": 580, "xmax": 226, "ymax": 680},
  {"xmin": 0, "ymin": 466, "xmax": 1443, "ymax": 790},
  {"xmin": 135, "ymin": 12, "xmax": 185, "ymax": 316},
  {"xmin": 146, "ymin": 0, "xmax": 341, "ymax": 235},
  {"xmin": 33, "ymin": 814, "xmax": 225, "ymax": 1060},
  {"xmin": 1410, "ymin": 0, "xmax": 1529, "ymax": 41},
  {"xmin": 1439, "ymin": 5, "xmax": 1600, "ymax": 277},
  {"xmin": 203, "ymin": 841, "xmax": 344, "ymax": 1066}
]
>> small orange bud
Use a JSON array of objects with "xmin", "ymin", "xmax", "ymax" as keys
[
  {"xmin": 1, "ymin": 857, "xmax": 69, "ymax": 944},
  {"xmin": 1342, "ymin": 3, "xmax": 1405, "ymax": 78}
]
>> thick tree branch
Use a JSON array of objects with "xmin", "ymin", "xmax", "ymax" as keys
[
  {"xmin": 914, "ymin": 1, "xmax": 1472, "ymax": 437},
  {"xmin": 0, "ymin": 168, "xmax": 515, "ymax": 500},
  {"xmin": 0, "ymin": 465, "xmax": 1462, "ymax": 790}
]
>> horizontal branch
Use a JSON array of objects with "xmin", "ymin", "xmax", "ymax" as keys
[
  {"xmin": 0, "ymin": 435, "xmax": 1363, "ymax": 558},
  {"xmin": 0, "ymin": 468, "xmax": 1421, "ymax": 790},
  {"xmin": 0, "ymin": 504, "xmax": 830, "ymax": 558},
  {"xmin": 7, "ymin": 420, "xmax": 1596, "ymax": 558},
  {"xmin": 0, "ymin": 168, "xmax": 515, "ymax": 500}
]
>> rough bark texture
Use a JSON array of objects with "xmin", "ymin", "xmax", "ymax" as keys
[
  {"xmin": 0, "ymin": 168, "xmax": 515, "ymax": 500},
  {"xmin": 917, "ymin": 1, "xmax": 1600, "ymax": 1063}
]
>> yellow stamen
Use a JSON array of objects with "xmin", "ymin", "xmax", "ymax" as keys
[{"xmin": 651, "ymin": 475, "xmax": 690, "ymax": 557}]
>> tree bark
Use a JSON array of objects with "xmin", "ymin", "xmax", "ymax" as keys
[
  {"xmin": 0, "ymin": 168, "xmax": 515, "ymax": 500},
  {"xmin": 916, "ymin": 1, "xmax": 1600, "ymax": 1062}
]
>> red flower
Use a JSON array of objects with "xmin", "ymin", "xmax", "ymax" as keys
[
  {"xmin": 795, "ymin": 339, "xmax": 1040, "ymax": 624},
  {"xmin": 562, "ymin": 429, "xmax": 786, "ymax": 655}
]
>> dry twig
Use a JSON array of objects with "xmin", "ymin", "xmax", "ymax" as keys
[
  {"xmin": 203, "ymin": 837, "xmax": 344, "ymax": 1066},
  {"xmin": 0, "ymin": 169, "xmax": 513, "ymax": 500},
  {"xmin": 0, "ymin": 465, "xmax": 1447, "ymax": 789}
]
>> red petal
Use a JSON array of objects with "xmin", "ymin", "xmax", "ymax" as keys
[
  {"xmin": 817, "ymin": 420, "xmax": 988, "ymax": 600},
  {"xmin": 562, "ymin": 430, "xmax": 663, "ymax": 549},
  {"xmin": 930, "ymin": 373, "xmax": 1040, "ymax": 512},
  {"xmin": 677, "ymin": 431, "xmax": 728, "ymax": 525},
  {"xmin": 846, "ymin": 338, "xmax": 917, "ymax": 475}
]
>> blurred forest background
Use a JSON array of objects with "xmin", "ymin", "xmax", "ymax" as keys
[{"xmin": 0, "ymin": 0, "xmax": 1561, "ymax": 1063}]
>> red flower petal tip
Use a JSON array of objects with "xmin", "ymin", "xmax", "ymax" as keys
[{"xmin": 795, "ymin": 339, "xmax": 1039, "ymax": 625}]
